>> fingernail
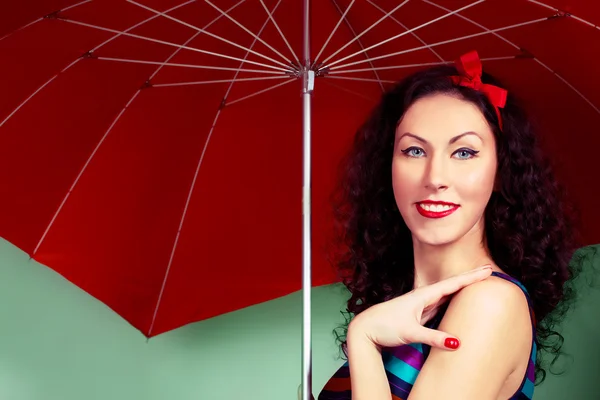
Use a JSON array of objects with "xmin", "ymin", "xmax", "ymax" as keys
[
  {"xmin": 444, "ymin": 337, "xmax": 460, "ymax": 349},
  {"xmin": 476, "ymin": 265, "xmax": 492, "ymax": 271}
]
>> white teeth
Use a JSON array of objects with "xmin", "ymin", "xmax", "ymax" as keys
[{"xmin": 419, "ymin": 203, "xmax": 454, "ymax": 212}]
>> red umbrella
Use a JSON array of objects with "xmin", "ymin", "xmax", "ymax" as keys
[{"xmin": 1, "ymin": 0, "xmax": 599, "ymax": 394}]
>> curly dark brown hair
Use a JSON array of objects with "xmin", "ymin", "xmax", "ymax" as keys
[{"xmin": 330, "ymin": 64, "xmax": 583, "ymax": 385}]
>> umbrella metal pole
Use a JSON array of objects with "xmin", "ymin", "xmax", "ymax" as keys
[{"xmin": 301, "ymin": 0, "xmax": 313, "ymax": 399}]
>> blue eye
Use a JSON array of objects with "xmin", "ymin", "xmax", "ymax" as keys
[
  {"xmin": 400, "ymin": 147, "xmax": 480, "ymax": 159},
  {"xmin": 453, "ymin": 148, "xmax": 479, "ymax": 160},
  {"xmin": 400, "ymin": 147, "xmax": 425, "ymax": 158}
]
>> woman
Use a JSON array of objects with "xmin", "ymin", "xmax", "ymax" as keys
[{"xmin": 316, "ymin": 51, "xmax": 580, "ymax": 399}]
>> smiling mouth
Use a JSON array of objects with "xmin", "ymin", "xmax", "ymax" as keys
[{"xmin": 415, "ymin": 202, "xmax": 460, "ymax": 219}]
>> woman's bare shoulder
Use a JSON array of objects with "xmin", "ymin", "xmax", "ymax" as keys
[
  {"xmin": 442, "ymin": 273, "xmax": 533, "ymax": 355},
  {"xmin": 408, "ymin": 274, "xmax": 533, "ymax": 399}
]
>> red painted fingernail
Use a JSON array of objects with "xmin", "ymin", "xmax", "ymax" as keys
[{"xmin": 444, "ymin": 337, "xmax": 460, "ymax": 349}]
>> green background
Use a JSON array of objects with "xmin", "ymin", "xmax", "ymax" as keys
[{"xmin": 0, "ymin": 238, "xmax": 598, "ymax": 400}]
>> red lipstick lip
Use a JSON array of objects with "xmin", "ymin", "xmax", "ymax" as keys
[
  {"xmin": 415, "ymin": 201, "xmax": 460, "ymax": 219},
  {"xmin": 417, "ymin": 200, "xmax": 459, "ymax": 206}
]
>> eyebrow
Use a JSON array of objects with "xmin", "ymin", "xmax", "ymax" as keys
[{"xmin": 398, "ymin": 131, "xmax": 482, "ymax": 145}]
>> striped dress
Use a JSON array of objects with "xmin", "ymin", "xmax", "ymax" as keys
[{"xmin": 318, "ymin": 272, "xmax": 538, "ymax": 400}]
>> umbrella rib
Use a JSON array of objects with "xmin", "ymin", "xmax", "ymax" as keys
[
  {"xmin": 425, "ymin": 0, "xmax": 600, "ymax": 115},
  {"xmin": 147, "ymin": 0, "xmax": 289, "ymax": 337},
  {"xmin": 328, "ymin": 0, "xmax": 384, "ymax": 92},
  {"xmin": 60, "ymin": 18, "xmax": 292, "ymax": 73},
  {"xmin": 0, "ymin": 0, "xmax": 199, "ymax": 130},
  {"xmin": 535, "ymin": 61, "xmax": 600, "ymax": 114},
  {"xmin": 0, "ymin": 0, "xmax": 92, "ymax": 42},
  {"xmin": 90, "ymin": 0, "xmax": 194, "ymax": 52},
  {"xmin": 528, "ymin": 0, "xmax": 600, "ymax": 29},
  {"xmin": 203, "ymin": 0, "xmax": 294, "ymax": 67},
  {"xmin": 30, "ymin": 0, "xmax": 247, "ymax": 258},
  {"xmin": 258, "ymin": 0, "xmax": 301, "ymax": 67},
  {"xmin": 127, "ymin": 0, "xmax": 291, "ymax": 70},
  {"xmin": 327, "ymin": 16, "xmax": 548, "ymax": 72},
  {"xmin": 320, "ymin": 79, "xmax": 376, "ymax": 102},
  {"xmin": 57, "ymin": 0, "xmax": 93, "ymax": 12},
  {"xmin": 225, "ymin": 78, "xmax": 296, "ymax": 106},
  {"xmin": 148, "ymin": 111, "xmax": 228, "ymax": 338},
  {"xmin": 218, "ymin": 0, "xmax": 289, "ymax": 101},
  {"xmin": 0, "ymin": 18, "xmax": 43, "ymax": 42},
  {"xmin": 313, "ymin": 0, "xmax": 356, "ymax": 67},
  {"xmin": 319, "ymin": 0, "xmax": 411, "ymax": 66},
  {"xmin": 328, "ymin": 56, "xmax": 515, "ymax": 74},
  {"xmin": 146, "ymin": 0, "xmax": 247, "ymax": 80},
  {"xmin": 325, "ymin": 75, "xmax": 397, "ymax": 83},
  {"xmin": 96, "ymin": 56, "xmax": 286, "ymax": 75},
  {"xmin": 0, "ymin": 68, "xmax": 62, "ymax": 129},
  {"xmin": 32, "ymin": 91, "xmax": 142, "ymax": 256},
  {"xmin": 322, "ymin": 0, "xmax": 484, "ymax": 70},
  {"xmin": 365, "ymin": 0, "xmax": 445, "ymax": 63},
  {"xmin": 152, "ymin": 75, "xmax": 290, "ymax": 87}
]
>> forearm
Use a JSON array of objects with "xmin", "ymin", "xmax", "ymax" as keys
[{"xmin": 347, "ymin": 324, "xmax": 392, "ymax": 400}]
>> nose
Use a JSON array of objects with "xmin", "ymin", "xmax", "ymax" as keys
[{"xmin": 423, "ymin": 154, "xmax": 449, "ymax": 191}]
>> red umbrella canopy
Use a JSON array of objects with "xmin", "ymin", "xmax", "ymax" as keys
[{"xmin": 1, "ymin": 0, "xmax": 599, "ymax": 337}]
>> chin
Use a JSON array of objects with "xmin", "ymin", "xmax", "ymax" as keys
[{"xmin": 410, "ymin": 227, "xmax": 464, "ymax": 247}]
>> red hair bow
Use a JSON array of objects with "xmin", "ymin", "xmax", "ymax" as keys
[{"xmin": 450, "ymin": 50, "xmax": 508, "ymax": 130}]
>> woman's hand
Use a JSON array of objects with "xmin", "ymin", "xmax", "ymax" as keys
[{"xmin": 348, "ymin": 265, "xmax": 493, "ymax": 351}]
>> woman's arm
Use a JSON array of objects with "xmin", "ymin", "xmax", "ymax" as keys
[
  {"xmin": 342, "ymin": 266, "xmax": 493, "ymax": 400},
  {"xmin": 347, "ymin": 325, "xmax": 391, "ymax": 400},
  {"xmin": 407, "ymin": 276, "xmax": 533, "ymax": 399}
]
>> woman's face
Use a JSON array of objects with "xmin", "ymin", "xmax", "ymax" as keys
[{"xmin": 392, "ymin": 93, "xmax": 498, "ymax": 246}]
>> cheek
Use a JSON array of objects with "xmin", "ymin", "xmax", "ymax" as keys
[
  {"xmin": 391, "ymin": 159, "xmax": 419, "ymax": 204},
  {"xmin": 459, "ymin": 162, "xmax": 497, "ymax": 204}
]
